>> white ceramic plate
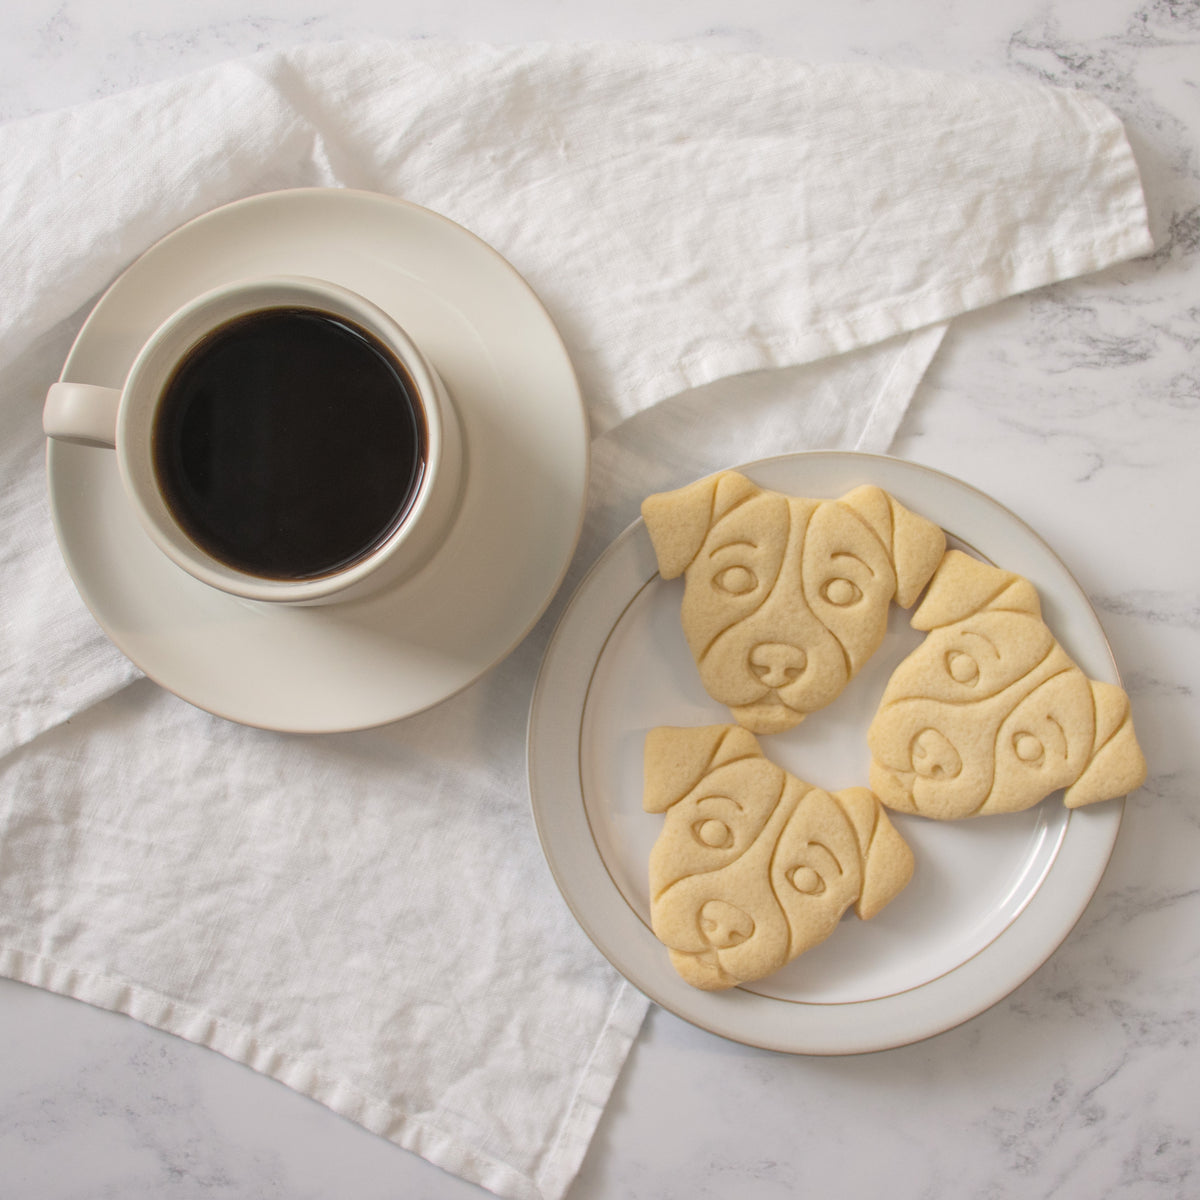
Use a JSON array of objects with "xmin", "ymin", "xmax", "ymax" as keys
[
  {"xmin": 47, "ymin": 188, "xmax": 588, "ymax": 732},
  {"xmin": 528, "ymin": 452, "xmax": 1125, "ymax": 1054}
]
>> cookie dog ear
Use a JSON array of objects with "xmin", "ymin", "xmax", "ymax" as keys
[
  {"xmin": 641, "ymin": 471, "xmax": 760, "ymax": 579},
  {"xmin": 836, "ymin": 788, "xmax": 915, "ymax": 919},
  {"xmin": 643, "ymin": 724, "xmax": 762, "ymax": 812},
  {"xmin": 910, "ymin": 549, "xmax": 1042, "ymax": 631},
  {"xmin": 839, "ymin": 485, "xmax": 946, "ymax": 607},
  {"xmin": 1062, "ymin": 681, "xmax": 1148, "ymax": 808}
]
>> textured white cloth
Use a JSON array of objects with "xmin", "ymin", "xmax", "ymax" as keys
[{"xmin": 0, "ymin": 40, "xmax": 1151, "ymax": 1200}]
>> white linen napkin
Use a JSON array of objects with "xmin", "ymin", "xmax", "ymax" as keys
[{"xmin": 0, "ymin": 40, "xmax": 1151, "ymax": 1200}]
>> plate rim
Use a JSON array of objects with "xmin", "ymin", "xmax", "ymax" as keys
[
  {"xmin": 46, "ymin": 187, "xmax": 589, "ymax": 733},
  {"xmin": 527, "ymin": 450, "xmax": 1125, "ymax": 1054}
]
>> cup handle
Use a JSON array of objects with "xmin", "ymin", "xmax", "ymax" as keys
[{"xmin": 43, "ymin": 382, "xmax": 122, "ymax": 448}]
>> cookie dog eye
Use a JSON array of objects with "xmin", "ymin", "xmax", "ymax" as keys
[
  {"xmin": 946, "ymin": 650, "xmax": 980, "ymax": 685},
  {"xmin": 821, "ymin": 578, "xmax": 861, "ymax": 606},
  {"xmin": 1012, "ymin": 732, "xmax": 1045, "ymax": 764},
  {"xmin": 713, "ymin": 565, "xmax": 757, "ymax": 595},
  {"xmin": 692, "ymin": 819, "xmax": 734, "ymax": 848},
  {"xmin": 787, "ymin": 866, "xmax": 826, "ymax": 895}
]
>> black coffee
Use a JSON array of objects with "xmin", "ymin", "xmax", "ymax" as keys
[{"xmin": 153, "ymin": 307, "xmax": 426, "ymax": 580}]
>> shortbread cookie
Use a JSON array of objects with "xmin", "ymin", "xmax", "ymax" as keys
[
  {"xmin": 641, "ymin": 471, "xmax": 946, "ymax": 734},
  {"xmin": 867, "ymin": 550, "xmax": 1147, "ymax": 819},
  {"xmin": 644, "ymin": 724, "xmax": 914, "ymax": 991}
]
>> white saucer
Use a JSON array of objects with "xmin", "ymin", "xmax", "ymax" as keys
[
  {"xmin": 47, "ymin": 189, "xmax": 588, "ymax": 732},
  {"xmin": 528, "ymin": 452, "xmax": 1126, "ymax": 1054}
]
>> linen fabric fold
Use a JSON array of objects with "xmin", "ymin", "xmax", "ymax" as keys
[{"xmin": 0, "ymin": 40, "xmax": 1151, "ymax": 1200}]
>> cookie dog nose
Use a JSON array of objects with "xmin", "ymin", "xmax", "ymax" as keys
[
  {"xmin": 749, "ymin": 643, "xmax": 807, "ymax": 687},
  {"xmin": 910, "ymin": 728, "xmax": 962, "ymax": 780},
  {"xmin": 698, "ymin": 900, "xmax": 755, "ymax": 948}
]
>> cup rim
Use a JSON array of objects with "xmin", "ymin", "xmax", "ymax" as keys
[{"xmin": 116, "ymin": 275, "xmax": 447, "ymax": 604}]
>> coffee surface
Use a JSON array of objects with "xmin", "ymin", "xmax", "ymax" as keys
[{"xmin": 154, "ymin": 307, "xmax": 426, "ymax": 580}]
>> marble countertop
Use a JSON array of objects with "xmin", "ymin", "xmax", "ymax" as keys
[{"xmin": 2, "ymin": 2, "xmax": 1197, "ymax": 1198}]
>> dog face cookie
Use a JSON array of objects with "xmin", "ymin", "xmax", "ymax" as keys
[
  {"xmin": 641, "ymin": 471, "xmax": 945, "ymax": 734},
  {"xmin": 867, "ymin": 550, "xmax": 1147, "ymax": 819},
  {"xmin": 644, "ymin": 724, "xmax": 914, "ymax": 990}
]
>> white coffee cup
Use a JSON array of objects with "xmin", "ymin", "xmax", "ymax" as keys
[{"xmin": 44, "ymin": 276, "xmax": 462, "ymax": 604}]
